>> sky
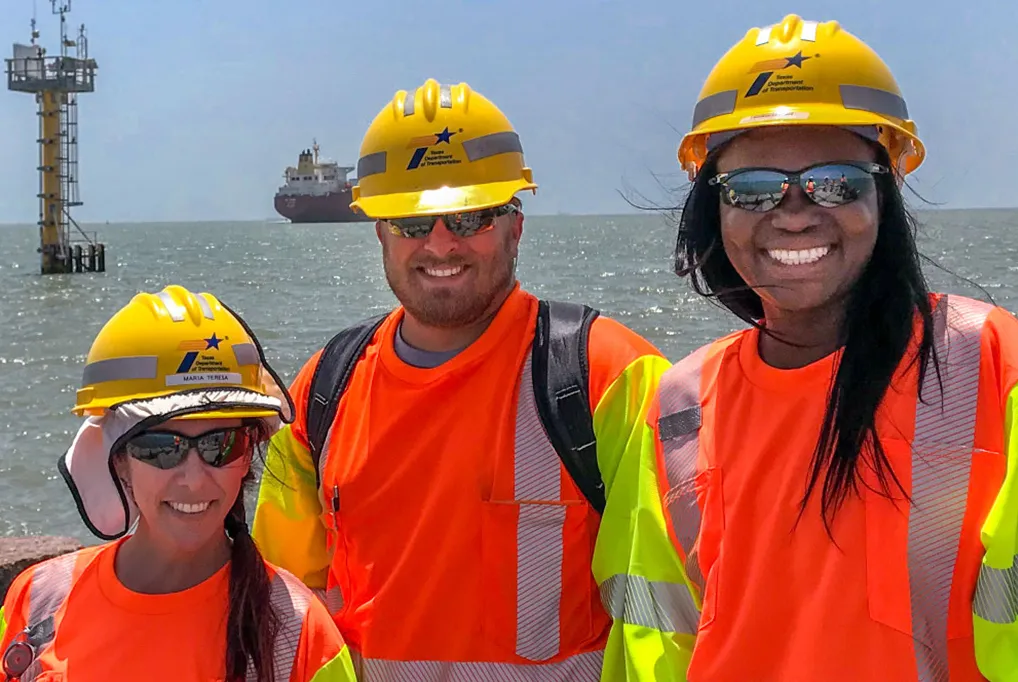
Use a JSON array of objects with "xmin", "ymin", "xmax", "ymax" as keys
[{"xmin": 0, "ymin": 0, "xmax": 1014, "ymax": 223}]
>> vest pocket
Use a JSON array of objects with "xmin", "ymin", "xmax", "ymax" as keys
[{"xmin": 864, "ymin": 437, "xmax": 985, "ymax": 644}]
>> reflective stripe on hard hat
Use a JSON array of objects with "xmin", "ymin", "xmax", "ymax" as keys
[
  {"xmin": 316, "ymin": 356, "xmax": 594, "ymax": 663},
  {"xmin": 598, "ymin": 573, "xmax": 700, "ymax": 634},
  {"xmin": 403, "ymin": 83, "xmax": 453, "ymax": 117},
  {"xmin": 655, "ymin": 295, "xmax": 993, "ymax": 678},
  {"xmin": 79, "ymin": 342, "xmax": 261, "ymax": 386},
  {"xmin": 357, "ymin": 151, "xmax": 386, "ymax": 180},
  {"xmin": 691, "ymin": 85, "xmax": 910, "ymax": 132},
  {"xmin": 356, "ymin": 131, "xmax": 526, "ymax": 186},
  {"xmin": 81, "ymin": 356, "xmax": 159, "ymax": 385},
  {"xmin": 351, "ymin": 649, "xmax": 604, "ymax": 680},
  {"xmin": 462, "ymin": 131, "xmax": 525, "ymax": 163},
  {"xmin": 841, "ymin": 85, "xmax": 910, "ymax": 121}
]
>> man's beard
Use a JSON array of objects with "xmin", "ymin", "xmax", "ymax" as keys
[{"xmin": 384, "ymin": 248, "xmax": 516, "ymax": 329}]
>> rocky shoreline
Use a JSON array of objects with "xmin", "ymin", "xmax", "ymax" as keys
[{"xmin": 0, "ymin": 536, "xmax": 84, "ymax": 602}]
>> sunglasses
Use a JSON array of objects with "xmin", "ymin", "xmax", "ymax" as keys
[
  {"xmin": 123, "ymin": 426, "xmax": 255, "ymax": 470},
  {"xmin": 383, "ymin": 202, "xmax": 519, "ymax": 239},
  {"xmin": 708, "ymin": 161, "xmax": 888, "ymax": 212}
]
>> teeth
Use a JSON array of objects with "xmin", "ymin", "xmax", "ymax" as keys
[
  {"xmin": 168, "ymin": 501, "xmax": 211, "ymax": 514},
  {"xmin": 768, "ymin": 246, "xmax": 830, "ymax": 266},
  {"xmin": 423, "ymin": 266, "xmax": 464, "ymax": 278}
]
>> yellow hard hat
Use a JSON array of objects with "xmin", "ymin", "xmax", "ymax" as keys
[
  {"xmin": 678, "ymin": 15, "xmax": 925, "ymax": 180},
  {"xmin": 72, "ymin": 284, "xmax": 292, "ymax": 423},
  {"xmin": 350, "ymin": 78, "xmax": 537, "ymax": 219}
]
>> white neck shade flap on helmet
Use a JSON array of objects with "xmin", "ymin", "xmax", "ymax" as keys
[{"xmin": 58, "ymin": 307, "xmax": 294, "ymax": 541}]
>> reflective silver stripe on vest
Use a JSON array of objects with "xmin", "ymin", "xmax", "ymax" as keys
[
  {"xmin": 910, "ymin": 295, "xmax": 990, "ymax": 682},
  {"xmin": 352, "ymin": 648, "xmax": 605, "ymax": 681},
  {"xmin": 247, "ymin": 568, "xmax": 314, "ymax": 682},
  {"xmin": 514, "ymin": 355, "xmax": 566, "ymax": 661},
  {"xmin": 18, "ymin": 553, "xmax": 77, "ymax": 682},
  {"xmin": 317, "ymin": 353, "xmax": 590, "ymax": 670},
  {"xmin": 656, "ymin": 344, "xmax": 709, "ymax": 604},
  {"xmin": 974, "ymin": 555, "xmax": 1018, "ymax": 624},
  {"xmin": 599, "ymin": 573, "xmax": 700, "ymax": 634}
]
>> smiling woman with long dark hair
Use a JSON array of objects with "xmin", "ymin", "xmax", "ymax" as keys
[
  {"xmin": 0, "ymin": 286, "xmax": 358, "ymax": 682},
  {"xmin": 632, "ymin": 14, "xmax": 1018, "ymax": 682}
]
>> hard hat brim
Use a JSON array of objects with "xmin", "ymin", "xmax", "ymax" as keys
[{"xmin": 351, "ymin": 177, "xmax": 537, "ymax": 219}]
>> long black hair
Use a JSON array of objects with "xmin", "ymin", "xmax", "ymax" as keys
[
  {"xmin": 675, "ymin": 141, "xmax": 938, "ymax": 533},
  {"xmin": 223, "ymin": 420, "xmax": 279, "ymax": 682}
]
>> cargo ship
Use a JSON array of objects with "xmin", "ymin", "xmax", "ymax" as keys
[{"xmin": 273, "ymin": 141, "xmax": 365, "ymax": 223}]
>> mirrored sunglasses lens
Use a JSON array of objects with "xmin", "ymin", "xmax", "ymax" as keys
[
  {"xmin": 196, "ymin": 429, "xmax": 248, "ymax": 466},
  {"xmin": 805, "ymin": 164, "xmax": 876, "ymax": 208},
  {"xmin": 447, "ymin": 211, "xmax": 495, "ymax": 236},
  {"xmin": 126, "ymin": 433, "xmax": 186, "ymax": 469},
  {"xmin": 389, "ymin": 217, "xmax": 436, "ymax": 238},
  {"xmin": 723, "ymin": 170, "xmax": 788, "ymax": 212}
]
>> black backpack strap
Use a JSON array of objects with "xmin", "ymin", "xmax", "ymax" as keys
[
  {"xmin": 306, "ymin": 314, "xmax": 388, "ymax": 487},
  {"xmin": 531, "ymin": 299, "xmax": 605, "ymax": 514}
]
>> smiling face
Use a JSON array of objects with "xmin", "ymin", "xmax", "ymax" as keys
[
  {"xmin": 715, "ymin": 126, "xmax": 881, "ymax": 321},
  {"xmin": 376, "ymin": 208, "xmax": 523, "ymax": 329},
  {"xmin": 116, "ymin": 417, "xmax": 251, "ymax": 556}
]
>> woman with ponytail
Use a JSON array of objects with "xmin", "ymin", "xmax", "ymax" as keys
[{"xmin": 0, "ymin": 285, "xmax": 358, "ymax": 682}]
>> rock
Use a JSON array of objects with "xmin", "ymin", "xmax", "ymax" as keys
[{"xmin": 0, "ymin": 536, "xmax": 83, "ymax": 603}]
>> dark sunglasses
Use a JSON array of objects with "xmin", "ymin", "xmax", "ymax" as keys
[
  {"xmin": 383, "ymin": 202, "xmax": 519, "ymax": 239},
  {"xmin": 708, "ymin": 161, "xmax": 888, "ymax": 213},
  {"xmin": 123, "ymin": 426, "xmax": 255, "ymax": 470}
]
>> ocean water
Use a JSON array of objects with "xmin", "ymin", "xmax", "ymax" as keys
[{"xmin": 1, "ymin": 209, "xmax": 1015, "ymax": 542}]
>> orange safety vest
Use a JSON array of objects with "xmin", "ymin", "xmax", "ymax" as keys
[
  {"xmin": 652, "ymin": 293, "xmax": 1012, "ymax": 680},
  {"xmin": 302, "ymin": 287, "xmax": 655, "ymax": 678},
  {"xmin": 1, "ymin": 545, "xmax": 317, "ymax": 682}
]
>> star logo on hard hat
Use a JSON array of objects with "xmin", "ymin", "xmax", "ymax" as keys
[
  {"xmin": 744, "ymin": 51, "xmax": 820, "ymax": 98},
  {"xmin": 433, "ymin": 127, "xmax": 456, "ymax": 144},
  {"xmin": 175, "ymin": 333, "xmax": 227, "ymax": 373},
  {"xmin": 783, "ymin": 51, "xmax": 810, "ymax": 68},
  {"xmin": 405, "ymin": 127, "xmax": 465, "ymax": 170}
]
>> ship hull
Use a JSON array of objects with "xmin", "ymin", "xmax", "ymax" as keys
[{"xmin": 273, "ymin": 190, "xmax": 365, "ymax": 224}]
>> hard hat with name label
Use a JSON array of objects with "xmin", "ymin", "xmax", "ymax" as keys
[
  {"xmin": 62, "ymin": 285, "xmax": 294, "ymax": 541},
  {"xmin": 350, "ymin": 78, "xmax": 537, "ymax": 219},
  {"xmin": 678, "ymin": 15, "xmax": 924, "ymax": 180},
  {"xmin": 72, "ymin": 284, "xmax": 292, "ymax": 423}
]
